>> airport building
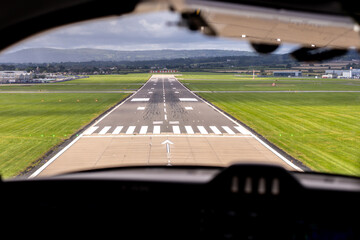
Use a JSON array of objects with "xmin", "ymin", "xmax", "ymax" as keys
[
  {"xmin": 0, "ymin": 71, "xmax": 33, "ymax": 83},
  {"xmin": 273, "ymin": 70, "xmax": 302, "ymax": 77},
  {"xmin": 150, "ymin": 70, "xmax": 178, "ymax": 73},
  {"xmin": 325, "ymin": 69, "xmax": 360, "ymax": 78}
]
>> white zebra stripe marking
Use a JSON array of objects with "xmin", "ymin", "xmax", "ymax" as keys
[
  {"xmin": 210, "ymin": 126, "xmax": 222, "ymax": 134},
  {"xmin": 185, "ymin": 126, "xmax": 194, "ymax": 134},
  {"xmin": 112, "ymin": 126, "xmax": 123, "ymax": 134},
  {"xmin": 83, "ymin": 126, "xmax": 99, "ymax": 135},
  {"xmin": 126, "ymin": 126, "xmax": 136, "ymax": 134},
  {"xmin": 139, "ymin": 126, "xmax": 148, "ymax": 134},
  {"xmin": 234, "ymin": 125, "xmax": 251, "ymax": 135},
  {"xmin": 173, "ymin": 126, "xmax": 181, "ymax": 134},
  {"xmin": 99, "ymin": 126, "xmax": 111, "ymax": 135},
  {"xmin": 197, "ymin": 126, "xmax": 208, "ymax": 134},
  {"xmin": 222, "ymin": 126, "xmax": 235, "ymax": 134},
  {"xmin": 153, "ymin": 126, "xmax": 161, "ymax": 134}
]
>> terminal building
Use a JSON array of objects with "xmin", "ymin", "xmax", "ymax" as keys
[
  {"xmin": 273, "ymin": 70, "xmax": 302, "ymax": 77},
  {"xmin": 0, "ymin": 71, "xmax": 33, "ymax": 83},
  {"xmin": 324, "ymin": 69, "xmax": 360, "ymax": 78}
]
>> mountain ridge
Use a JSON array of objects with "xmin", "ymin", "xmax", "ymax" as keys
[{"xmin": 0, "ymin": 48, "xmax": 255, "ymax": 63}]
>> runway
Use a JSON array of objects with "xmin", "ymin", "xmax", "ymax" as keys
[{"xmin": 32, "ymin": 75, "xmax": 302, "ymax": 177}]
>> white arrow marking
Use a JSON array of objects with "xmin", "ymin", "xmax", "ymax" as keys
[
  {"xmin": 161, "ymin": 140, "xmax": 173, "ymax": 145},
  {"xmin": 162, "ymin": 140, "xmax": 173, "ymax": 154}
]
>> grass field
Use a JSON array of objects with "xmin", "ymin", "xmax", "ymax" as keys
[
  {"xmin": 1, "ymin": 72, "xmax": 359, "ymax": 177},
  {"xmin": 0, "ymin": 73, "xmax": 151, "ymax": 91},
  {"xmin": 179, "ymin": 73, "xmax": 360, "ymax": 176},
  {"xmin": 180, "ymin": 73, "xmax": 360, "ymax": 91},
  {"xmin": 0, "ymin": 74, "xmax": 150, "ymax": 178}
]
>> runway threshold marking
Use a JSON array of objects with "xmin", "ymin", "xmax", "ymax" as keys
[
  {"xmin": 234, "ymin": 125, "xmax": 251, "ymax": 135},
  {"xmin": 153, "ymin": 126, "xmax": 161, "ymax": 134},
  {"xmin": 222, "ymin": 126, "xmax": 235, "ymax": 135},
  {"xmin": 98, "ymin": 126, "xmax": 111, "ymax": 135},
  {"xmin": 210, "ymin": 126, "xmax": 222, "ymax": 135},
  {"xmin": 185, "ymin": 126, "xmax": 194, "ymax": 134},
  {"xmin": 83, "ymin": 126, "xmax": 99, "ymax": 135},
  {"xmin": 112, "ymin": 126, "xmax": 123, "ymax": 134},
  {"xmin": 197, "ymin": 126, "xmax": 208, "ymax": 134},
  {"xmin": 126, "ymin": 126, "xmax": 136, "ymax": 134},
  {"xmin": 172, "ymin": 126, "xmax": 181, "ymax": 134},
  {"xmin": 139, "ymin": 126, "xmax": 148, "ymax": 134}
]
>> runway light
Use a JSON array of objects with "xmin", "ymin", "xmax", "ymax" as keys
[
  {"xmin": 241, "ymin": 34, "xmax": 246, "ymax": 38},
  {"xmin": 311, "ymin": 44, "xmax": 316, "ymax": 48},
  {"xmin": 276, "ymin": 38, "xmax": 281, "ymax": 42}
]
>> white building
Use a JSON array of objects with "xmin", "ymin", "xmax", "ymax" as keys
[
  {"xmin": 325, "ymin": 69, "xmax": 360, "ymax": 78},
  {"xmin": 0, "ymin": 71, "xmax": 33, "ymax": 83}
]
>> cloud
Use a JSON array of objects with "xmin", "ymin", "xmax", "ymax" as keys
[{"xmin": 2, "ymin": 11, "xmax": 257, "ymax": 53}]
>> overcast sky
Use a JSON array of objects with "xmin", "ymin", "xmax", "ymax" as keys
[{"xmin": 4, "ymin": 11, "xmax": 295, "ymax": 54}]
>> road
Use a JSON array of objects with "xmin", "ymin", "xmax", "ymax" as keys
[{"xmin": 32, "ymin": 75, "xmax": 302, "ymax": 177}]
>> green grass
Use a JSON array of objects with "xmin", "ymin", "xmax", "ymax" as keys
[
  {"xmin": 178, "ymin": 72, "xmax": 360, "ymax": 91},
  {"xmin": 196, "ymin": 92, "xmax": 360, "ymax": 176},
  {"xmin": 0, "ymin": 74, "xmax": 151, "ymax": 178},
  {"xmin": 0, "ymin": 74, "xmax": 151, "ymax": 91},
  {"xmin": 0, "ymin": 93, "xmax": 129, "ymax": 178}
]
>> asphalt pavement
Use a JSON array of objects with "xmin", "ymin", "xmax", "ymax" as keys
[{"xmin": 33, "ymin": 74, "xmax": 301, "ymax": 177}]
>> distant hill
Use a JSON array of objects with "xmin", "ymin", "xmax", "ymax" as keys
[{"xmin": 0, "ymin": 48, "xmax": 255, "ymax": 63}]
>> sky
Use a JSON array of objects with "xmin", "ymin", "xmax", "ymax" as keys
[{"xmin": 3, "ymin": 11, "xmax": 295, "ymax": 54}]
